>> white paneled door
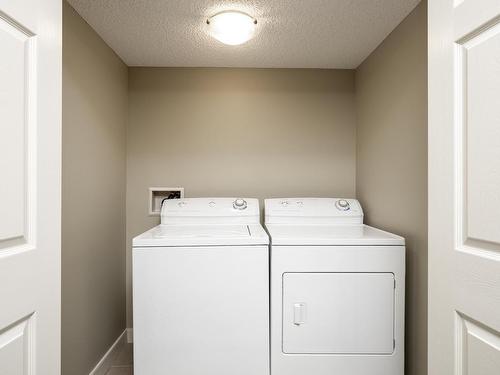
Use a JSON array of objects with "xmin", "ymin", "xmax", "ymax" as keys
[
  {"xmin": 429, "ymin": 1, "xmax": 500, "ymax": 374},
  {"xmin": 0, "ymin": 0, "xmax": 61, "ymax": 374}
]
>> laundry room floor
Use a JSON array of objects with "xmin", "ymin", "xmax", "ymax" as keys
[{"xmin": 106, "ymin": 343, "xmax": 133, "ymax": 374}]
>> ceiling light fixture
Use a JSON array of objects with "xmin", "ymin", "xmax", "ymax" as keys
[{"xmin": 207, "ymin": 11, "xmax": 257, "ymax": 46}]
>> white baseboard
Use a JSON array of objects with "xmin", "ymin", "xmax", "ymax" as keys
[
  {"xmin": 126, "ymin": 327, "xmax": 133, "ymax": 343},
  {"xmin": 89, "ymin": 329, "xmax": 127, "ymax": 375}
]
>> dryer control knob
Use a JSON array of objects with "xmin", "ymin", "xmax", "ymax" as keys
[
  {"xmin": 335, "ymin": 199, "xmax": 350, "ymax": 211},
  {"xmin": 233, "ymin": 198, "xmax": 247, "ymax": 210}
]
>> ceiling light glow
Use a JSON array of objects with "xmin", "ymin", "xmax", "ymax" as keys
[{"xmin": 207, "ymin": 11, "xmax": 257, "ymax": 46}]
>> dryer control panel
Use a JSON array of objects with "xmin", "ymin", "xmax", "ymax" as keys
[{"xmin": 265, "ymin": 198, "xmax": 363, "ymax": 224}]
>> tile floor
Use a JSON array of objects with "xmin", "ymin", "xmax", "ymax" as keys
[{"xmin": 105, "ymin": 343, "xmax": 133, "ymax": 375}]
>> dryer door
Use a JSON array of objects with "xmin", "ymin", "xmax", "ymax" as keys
[{"xmin": 282, "ymin": 272, "xmax": 395, "ymax": 354}]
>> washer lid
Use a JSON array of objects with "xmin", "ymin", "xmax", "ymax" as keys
[
  {"xmin": 133, "ymin": 223, "xmax": 269, "ymax": 247},
  {"xmin": 265, "ymin": 224, "xmax": 404, "ymax": 246}
]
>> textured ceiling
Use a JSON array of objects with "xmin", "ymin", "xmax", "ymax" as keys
[{"xmin": 67, "ymin": 0, "xmax": 420, "ymax": 68}]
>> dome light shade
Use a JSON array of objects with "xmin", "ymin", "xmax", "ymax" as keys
[{"xmin": 207, "ymin": 11, "xmax": 257, "ymax": 46}]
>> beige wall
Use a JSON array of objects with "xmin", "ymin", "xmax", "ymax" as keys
[
  {"xmin": 355, "ymin": 2, "xmax": 427, "ymax": 375},
  {"xmin": 62, "ymin": 2, "xmax": 128, "ymax": 374},
  {"xmin": 126, "ymin": 68, "xmax": 357, "ymax": 326}
]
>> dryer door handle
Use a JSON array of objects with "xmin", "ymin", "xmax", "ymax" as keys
[{"xmin": 293, "ymin": 303, "xmax": 307, "ymax": 325}]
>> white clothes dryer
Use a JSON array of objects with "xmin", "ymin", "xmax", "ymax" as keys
[
  {"xmin": 133, "ymin": 198, "xmax": 269, "ymax": 375},
  {"xmin": 265, "ymin": 198, "xmax": 405, "ymax": 375}
]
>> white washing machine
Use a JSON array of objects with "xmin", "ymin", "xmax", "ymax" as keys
[
  {"xmin": 265, "ymin": 198, "xmax": 405, "ymax": 375},
  {"xmin": 133, "ymin": 198, "xmax": 269, "ymax": 375}
]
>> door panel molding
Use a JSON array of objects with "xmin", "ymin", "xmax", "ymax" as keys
[
  {"xmin": 0, "ymin": 11, "xmax": 37, "ymax": 256},
  {"xmin": 455, "ymin": 312, "xmax": 500, "ymax": 375},
  {"xmin": 0, "ymin": 313, "xmax": 35, "ymax": 375},
  {"xmin": 454, "ymin": 18, "xmax": 500, "ymax": 261}
]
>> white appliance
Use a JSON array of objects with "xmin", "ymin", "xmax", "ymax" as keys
[
  {"xmin": 133, "ymin": 198, "xmax": 269, "ymax": 375},
  {"xmin": 265, "ymin": 198, "xmax": 405, "ymax": 375}
]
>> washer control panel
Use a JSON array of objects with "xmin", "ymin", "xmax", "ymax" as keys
[
  {"xmin": 162, "ymin": 197, "xmax": 260, "ymax": 224},
  {"xmin": 265, "ymin": 198, "xmax": 363, "ymax": 224},
  {"xmin": 233, "ymin": 198, "xmax": 248, "ymax": 210}
]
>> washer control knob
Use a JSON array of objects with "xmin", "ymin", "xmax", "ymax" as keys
[
  {"xmin": 335, "ymin": 199, "xmax": 350, "ymax": 211},
  {"xmin": 281, "ymin": 200, "xmax": 290, "ymax": 206},
  {"xmin": 233, "ymin": 198, "xmax": 247, "ymax": 210},
  {"xmin": 208, "ymin": 201, "xmax": 216, "ymax": 208},
  {"xmin": 178, "ymin": 201, "xmax": 187, "ymax": 207}
]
